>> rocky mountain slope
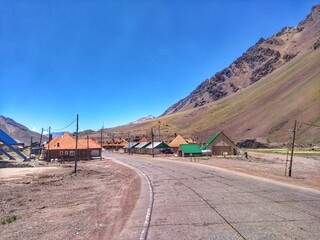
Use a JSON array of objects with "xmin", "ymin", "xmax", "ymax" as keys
[
  {"xmin": 162, "ymin": 5, "xmax": 320, "ymax": 116},
  {"xmin": 105, "ymin": 5, "xmax": 320, "ymax": 145},
  {"xmin": 0, "ymin": 115, "xmax": 47, "ymax": 145}
]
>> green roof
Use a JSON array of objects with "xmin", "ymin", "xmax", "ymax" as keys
[
  {"xmin": 201, "ymin": 132, "xmax": 221, "ymax": 150},
  {"xmin": 180, "ymin": 144, "xmax": 202, "ymax": 154}
]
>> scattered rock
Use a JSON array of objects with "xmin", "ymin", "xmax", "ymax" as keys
[
  {"xmin": 314, "ymin": 39, "xmax": 320, "ymax": 50},
  {"xmin": 36, "ymin": 205, "xmax": 46, "ymax": 209},
  {"xmin": 237, "ymin": 139, "xmax": 268, "ymax": 148},
  {"xmin": 283, "ymin": 53, "xmax": 297, "ymax": 62}
]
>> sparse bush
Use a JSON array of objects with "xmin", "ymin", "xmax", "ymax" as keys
[{"xmin": 1, "ymin": 215, "xmax": 18, "ymax": 225}]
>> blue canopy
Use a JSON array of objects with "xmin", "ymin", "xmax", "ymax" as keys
[{"xmin": 0, "ymin": 129, "xmax": 18, "ymax": 145}]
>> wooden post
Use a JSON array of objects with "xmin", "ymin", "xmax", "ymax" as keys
[
  {"xmin": 158, "ymin": 121, "xmax": 161, "ymax": 142},
  {"xmin": 288, "ymin": 120, "xmax": 297, "ymax": 177},
  {"xmin": 128, "ymin": 132, "xmax": 131, "ymax": 155},
  {"xmin": 47, "ymin": 126, "xmax": 51, "ymax": 163},
  {"xmin": 29, "ymin": 136, "xmax": 33, "ymax": 159},
  {"xmin": 39, "ymin": 128, "xmax": 43, "ymax": 145},
  {"xmin": 39, "ymin": 128, "xmax": 44, "ymax": 156},
  {"xmin": 100, "ymin": 127, "xmax": 103, "ymax": 160},
  {"xmin": 151, "ymin": 128, "xmax": 154, "ymax": 157},
  {"xmin": 87, "ymin": 135, "xmax": 89, "ymax": 161},
  {"xmin": 74, "ymin": 114, "xmax": 79, "ymax": 174}
]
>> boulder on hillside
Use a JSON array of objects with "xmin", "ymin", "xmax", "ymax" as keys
[{"xmin": 236, "ymin": 139, "xmax": 268, "ymax": 148}]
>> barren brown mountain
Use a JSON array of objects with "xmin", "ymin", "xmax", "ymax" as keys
[
  {"xmin": 162, "ymin": 5, "xmax": 320, "ymax": 116},
  {"xmin": 88, "ymin": 5, "xmax": 320, "ymax": 145}
]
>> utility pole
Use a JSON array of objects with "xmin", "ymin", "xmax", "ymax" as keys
[
  {"xmin": 151, "ymin": 128, "xmax": 154, "ymax": 157},
  {"xmin": 158, "ymin": 121, "xmax": 161, "ymax": 142},
  {"xmin": 29, "ymin": 136, "xmax": 33, "ymax": 159},
  {"xmin": 288, "ymin": 120, "xmax": 297, "ymax": 177},
  {"xmin": 100, "ymin": 127, "xmax": 103, "ymax": 160},
  {"xmin": 39, "ymin": 128, "xmax": 44, "ymax": 144},
  {"xmin": 87, "ymin": 134, "xmax": 89, "ymax": 161},
  {"xmin": 39, "ymin": 128, "xmax": 44, "ymax": 156},
  {"xmin": 128, "ymin": 132, "xmax": 131, "ymax": 155},
  {"xmin": 47, "ymin": 126, "xmax": 51, "ymax": 163},
  {"xmin": 74, "ymin": 114, "xmax": 79, "ymax": 174}
]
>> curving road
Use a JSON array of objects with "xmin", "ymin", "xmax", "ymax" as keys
[{"xmin": 106, "ymin": 153, "xmax": 320, "ymax": 240}]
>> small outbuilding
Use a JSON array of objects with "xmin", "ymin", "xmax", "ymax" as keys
[
  {"xmin": 169, "ymin": 135, "xmax": 188, "ymax": 153},
  {"xmin": 133, "ymin": 142, "xmax": 150, "ymax": 154},
  {"xmin": 178, "ymin": 144, "xmax": 202, "ymax": 157},
  {"xmin": 123, "ymin": 142, "xmax": 139, "ymax": 153},
  {"xmin": 103, "ymin": 138, "xmax": 128, "ymax": 151},
  {"xmin": 145, "ymin": 142, "xmax": 170, "ymax": 155},
  {"xmin": 201, "ymin": 132, "xmax": 238, "ymax": 155}
]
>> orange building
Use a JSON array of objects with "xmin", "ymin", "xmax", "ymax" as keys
[{"xmin": 44, "ymin": 133, "xmax": 101, "ymax": 161}]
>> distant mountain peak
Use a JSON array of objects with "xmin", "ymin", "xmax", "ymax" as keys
[{"xmin": 130, "ymin": 115, "xmax": 155, "ymax": 124}]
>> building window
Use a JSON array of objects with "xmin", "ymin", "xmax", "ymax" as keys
[
  {"xmin": 57, "ymin": 143, "xmax": 60, "ymax": 147},
  {"xmin": 69, "ymin": 151, "xmax": 75, "ymax": 156},
  {"xmin": 65, "ymin": 151, "xmax": 68, "ymax": 155},
  {"xmin": 60, "ymin": 151, "xmax": 63, "ymax": 156}
]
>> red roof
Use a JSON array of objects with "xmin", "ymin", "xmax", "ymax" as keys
[
  {"xmin": 45, "ymin": 133, "xmax": 101, "ymax": 150},
  {"xmin": 138, "ymin": 137, "xmax": 149, "ymax": 143}
]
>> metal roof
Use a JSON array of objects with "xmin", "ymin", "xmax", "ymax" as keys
[
  {"xmin": 123, "ymin": 142, "xmax": 139, "ymax": 149},
  {"xmin": 201, "ymin": 132, "xmax": 221, "ymax": 150},
  {"xmin": 145, "ymin": 142, "xmax": 170, "ymax": 149},
  {"xmin": 134, "ymin": 142, "xmax": 150, "ymax": 148},
  {"xmin": 169, "ymin": 135, "xmax": 188, "ymax": 148},
  {"xmin": 180, "ymin": 144, "xmax": 202, "ymax": 154}
]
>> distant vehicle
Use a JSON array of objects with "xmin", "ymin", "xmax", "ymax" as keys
[
  {"xmin": 201, "ymin": 150, "xmax": 212, "ymax": 156},
  {"xmin": 161, "ymin": 149, "xmax": 174, "ymax": 154}
]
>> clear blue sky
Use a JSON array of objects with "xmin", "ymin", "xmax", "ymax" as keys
[{"xmin": 1, "ymin": 0, "xmax": 318, "ymax": 133}]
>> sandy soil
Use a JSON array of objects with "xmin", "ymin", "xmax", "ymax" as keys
[
  {"xmin": 0, "ymin": 159, "xmax": 140, "ymax": 240},
  {"xmin": 0, "ymin": 151, "xmax": 319, "ymax": 240}
]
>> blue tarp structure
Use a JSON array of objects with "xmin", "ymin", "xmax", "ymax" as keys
[
  {"xmin": 0, "ymin": 129, "xmax": 27, "ymax": 160},
  {"xmin": 0, "ymin": 148, "xmax": 14, "ymax": 159}
]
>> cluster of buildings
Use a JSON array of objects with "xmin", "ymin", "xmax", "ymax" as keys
[
  {"xmin": 104, "ymin": 132, "xmax": 239, "ymax": 157},
  {"xmin": 1, "ymin": 129, "xmax": 239, "ymax": 162}
]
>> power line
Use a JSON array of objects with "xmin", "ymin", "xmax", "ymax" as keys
[{"xmin": 51, "ymin": 119, "xmax": 77, "ymax": 131}]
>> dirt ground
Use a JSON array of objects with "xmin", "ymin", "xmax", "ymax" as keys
[
  {"xmin": 0, "ymin": 152, "xmax": 319, "ymax": 240},
  {"xmin": 0, "ymin": 159, "xmax": 140, "ymax": 240}
]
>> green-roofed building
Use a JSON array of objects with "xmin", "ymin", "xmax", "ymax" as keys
[
  {"xmin": 201, "ymin": 132, "xmax": 238, "ymax": 155},
  {"xmin": 178, "ymin": 143, "xmax": 202, "ymax": 157}
]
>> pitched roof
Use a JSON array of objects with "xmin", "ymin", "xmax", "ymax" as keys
[
  {"xmin": 179, "ymin": 144, "xmax": 202, "ymax": 154},
  {"xmin": 169, "ymin": 135, "xmax": 188, "ymax": 148},
  {"xmin": 123, "ymin": 142, "xmax": 139, "ymax": 149},
  {"xmin": 134, "ymin": 142, "xmax": 150, "ymax": 148},
  {"xmin": 185, "ymin": 139, "xmax": 195, "ymax": 144},
  {"xmin": 78, "ymin": 138, "xmax": 101, "ymax": 149},
  {"xmin": 45, "ymin": 133, "xmax": 101, "ymax": 150},
  {"xmin": 138, "ymin": 137, "xmax": 149, "ymax": 143},
  {"xmin": 103, "ymin": 138, "xmax": 128, "ymax": 147},
  {"xmin": 145, "ymin": 142, "xmax": 170, "ymax": 149},
  {"xmin": 201, "ymin": 132, "xmax": 221, "ymax": 150}
]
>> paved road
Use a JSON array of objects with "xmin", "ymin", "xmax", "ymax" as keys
[{"xmin": 106, "ymin": 153, "xmax": 320, "ymax": 240}]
